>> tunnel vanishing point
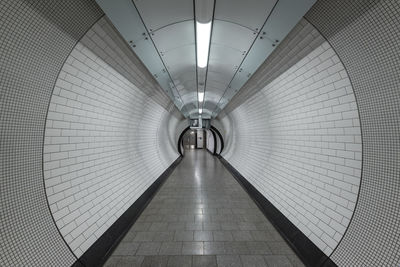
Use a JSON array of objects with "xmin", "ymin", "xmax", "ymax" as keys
[{"xmin": 1, "ymin": 0, "xmax": 399, "ymax": 266}]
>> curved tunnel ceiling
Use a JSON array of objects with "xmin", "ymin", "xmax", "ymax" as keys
[{"xmin": 96, "ymin": 0, "xmax": 316, "ymax": 119}]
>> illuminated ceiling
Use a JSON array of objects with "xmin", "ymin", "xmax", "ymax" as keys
[{"xmin": 96, "ymin": 0, "xmax": 316, "ymax": 119}]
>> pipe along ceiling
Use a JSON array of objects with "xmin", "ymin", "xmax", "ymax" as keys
[{"xmin": 96, "ymin": 0, "xmax": 316, "ymax": 119}]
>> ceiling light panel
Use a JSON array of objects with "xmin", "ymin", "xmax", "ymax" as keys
[
  {"xmin": 198, "ymin": 92, "xmax": 204, "ymax": 102},
  {"xmin": 196, "ymin": 21, "xmax": 212, "ymax": 68},
  {"xmin": 194, "ymin": 0, "xmax": 215, "ymax": 116}
]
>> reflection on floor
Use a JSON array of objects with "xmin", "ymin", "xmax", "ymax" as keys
[{"xmin": 105, "ymin": 150, "xmax": 303, "ymax": 266}]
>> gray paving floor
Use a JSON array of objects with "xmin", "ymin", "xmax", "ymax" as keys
[{"xmin": 105, "ymin": 150, "xmax": 304, "ymax": 267}]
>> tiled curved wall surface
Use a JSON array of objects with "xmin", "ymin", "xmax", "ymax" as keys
[
  {"xmin": 306, "ymin": 0, "xmax": 400, "ymax": 265},
  {"xmin": 218, "ymin": 0, "xmax": 400, "ymax": 265},
  {"xmin": 218, "ymin": 18, "xmax": 362, "ymax": 256},
  {"xmin": 0, "ymin": 1, "xmax": 184, "ymax": 265},
  {"xmin": 0, "ymin": 1, "xmax": 102, "ymax": 266},
  {"xmin": 1, "ymin": 0, "xmax": 399, "ymax": 266},
  {"xmin": 43, "ymin": 17, "xmax": 183, "ymax": 257}
]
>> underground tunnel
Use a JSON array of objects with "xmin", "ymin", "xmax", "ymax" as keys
[{"xmin": 0, "ymin": 0, "xmax": 399, "ymax": 266}]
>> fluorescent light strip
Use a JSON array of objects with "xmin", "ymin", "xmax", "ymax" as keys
[
  {"xmin": 196, "ymin": 21, "xmax": 211, "ymax": 68},
  {"xmin": 199, "ymin": 108, "xmax": 203, "ymax": 114},
  {"xmin": 198, "ymin": 92, "xmax": 204, "ymax": 102}
]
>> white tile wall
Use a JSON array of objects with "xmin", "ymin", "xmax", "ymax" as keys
[
  {"xmin": 306, "ymin": 1, "xmax": 400, "ymax": 266},
  {"xmin": 0, "ymin": 1, "xmax": 103, "ymax": 266},
  {"xmin": 218, "ymin": 20, "xmax": 361, "ymax": 255},
  {"xmin": 43, "ymin": 17, "xmax": 183, "ymax": 257}
]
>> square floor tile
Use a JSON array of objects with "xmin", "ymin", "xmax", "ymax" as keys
[
  {"xmin": 186, "ymin": 222, "xmax": 203, "ymax": 231},
  {"xmin": 141, "ymin": 255, "xmax": 169, "ymax": 267},
  {"xmin": 133, "ymin": 231, "xmax": 156, "ymax": 242},
  {"xmin": 203, "ymin": 222, "xmax": 220, "ymax": 231},
  {"xmin": 113, "ymin": 242, "xmax": 140, "ymax": 256},
  {"xmin": 221, "ymin": 222, "xmax": 239, "ymax": 231},
  {"xmin": 213, "ymin": 231, "xmax": 233, "ymax": 241},
  {"xmin": 136, "ymin": 242, "xmax": 162, "ymax": 255},
  {"xmin": 251, "ymin": 231, "xmax": 274, "ymax": 241},
  {"xmin": 194, "ymin": 231, "xmax": 213, "ymax": 241},
  {"xmin": 159, "ymin": 242, "xmax": 183, "ymax": 255},
  {"xmin": 240, "ymin": 255, "xmax": 267, "ymax": 267},
  {"xmin": 246, "ymin": 241, "xmax": 272, "ymax": 255},
  {"xmin": 117, "ymin": 256, "xmax": 144, "ymax": 266},
  {"xmin": 150, "ymin": 222, "xmax": 169, "ymax": 231},
  {"xmin": 203, "ymin": 242, "xmax": 226, "ymax": 255},
  {"xmin": 224, "ymin": 241, "xmax": 250, "ymax": 255},
  {"xmin": 264, "ymin": 255, "xmax": 293, "ymax": 267},
  {"xmin": 153, "ymin": 231, "xmax": 174, "ymax": 242},
  {"xmin": 167, "ymin": 255, "xmax": 192, "ymax": 267},
  {"xmin": 268, "ymin": 241, "xmax": 295, "ymax": 255},
  {"xmin": 232, "ymin": 231, "xmax": 254, "ymax": 241},
  {"xmin": 168, "ymin": 222, "xmax": 186, "ymax": 230},
  {"xmin": 217, "ymin": 255, "xmax": 243, "ymax": 267},
  {"xmin": 130, "ymin": 222, "xmax": 151, "ymax": 231},
  {"xmin": 174, "ymin": 231, "xmax": 194, "ymax": 241},
  {"xmin": 182, "ymin": 242, "xmax": 204, "ymax": 255},
  {"xmin": 193, "ymin": 255, "xmax": 217, "ymax": 267}
]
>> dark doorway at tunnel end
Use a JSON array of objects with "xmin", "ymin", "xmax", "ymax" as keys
[{"xmin": 178, "ymin": 125, "xmax": 224, "ymax": 156}]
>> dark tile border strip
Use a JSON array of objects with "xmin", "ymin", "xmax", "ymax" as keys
[
  {"xmin": 218, "ymin": 156, "xmax": 337, "ymax": 267},
  {"xmin": 210, "ymin": 126, "xmax": 224, "ymax": 154},
  {"xmin": 72, "ymin": 156, "xmax": 182, "ymax": 267}
]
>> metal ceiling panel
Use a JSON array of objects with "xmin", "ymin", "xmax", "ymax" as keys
[
  {"xmin": 97, "ymin": 0, "xmax": 194, "ymax": 117},
  {"xmin": 172, "ymin": 71, "xmax": 196, "ymax": 85},
  {"xmin": 206, "ymin": 78, "xmax": 229, "ymax": 91},
  {"xmin": 97, "ymin": 0, "xmax": 316, "ymax": 119},
  {"xmin": 263, "ymin": 0, "xmax": 316, "ymax": 42},
  {"xmin": 211, "ymin": 0, "xmax": 317, "ymax": 117},
  {"xmin": 151, "ymin": 21, "xmax": 194, "ymax": 52},
  {"xmin": 134, "ymin": 0, "xmax": 193, "ymax": 31},
  {"xmin": 207, "ymin": 67, "xmax": 237, "ymax": 85},
  {"xmin": 181, "ymin": 93, "xmax": 198, "ymax": 103},
  {"xmin": 214, "ymin": 0, "xmax": 277, "ymax": 31},
  {"xmin": 209, "ymin": 45, "xmax": 243, "ymax": 65},
  {"xmin": 212, "ymin": 20, "xmax": 255, "ymax": 52},
  {"xmin": 163, "ymin": 46, "xmax": 195, "ymax": 74}
]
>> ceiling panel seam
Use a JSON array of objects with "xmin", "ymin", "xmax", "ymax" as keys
[
  {"xmin": 130, "ymin": 0, "xmax": 190, "ymax": 116},
  {"xmin": 149, "ymin": 19, "xmax": 194, "ymax": 33},
  {"xmin": 193, "ymin": 0, "xmax": 199, "ymax": 112},
  {"xmin": 200, "ymin": 0, "xmax": 217, "ymax": 117},
  {"xmin": 211, "ymin": 0, "xmax": 280, "ymax": 117}
]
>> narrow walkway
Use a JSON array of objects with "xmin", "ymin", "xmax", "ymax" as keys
[{"xmin": 105, "ymin": 150, "xmax": 303, "ymax": 267}]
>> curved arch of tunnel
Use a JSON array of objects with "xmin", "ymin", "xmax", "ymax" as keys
[
  {"xmin": 176, "ymin": 125, "xmax": 224, "ymax": 156},
  {"xmin": 210, "ymin": 125, "xmax": 224, "ymax": 154},
  {"xmin": 177, "ymin": 126, "xmax": 190, "ymax": 156},
  {"xmin": 209, "ymin": 128, "xmax": 217, "ymax": 154},
  {"xmin": 1, "ymin": 1, "xmax": 399, "ymax": 267}
]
